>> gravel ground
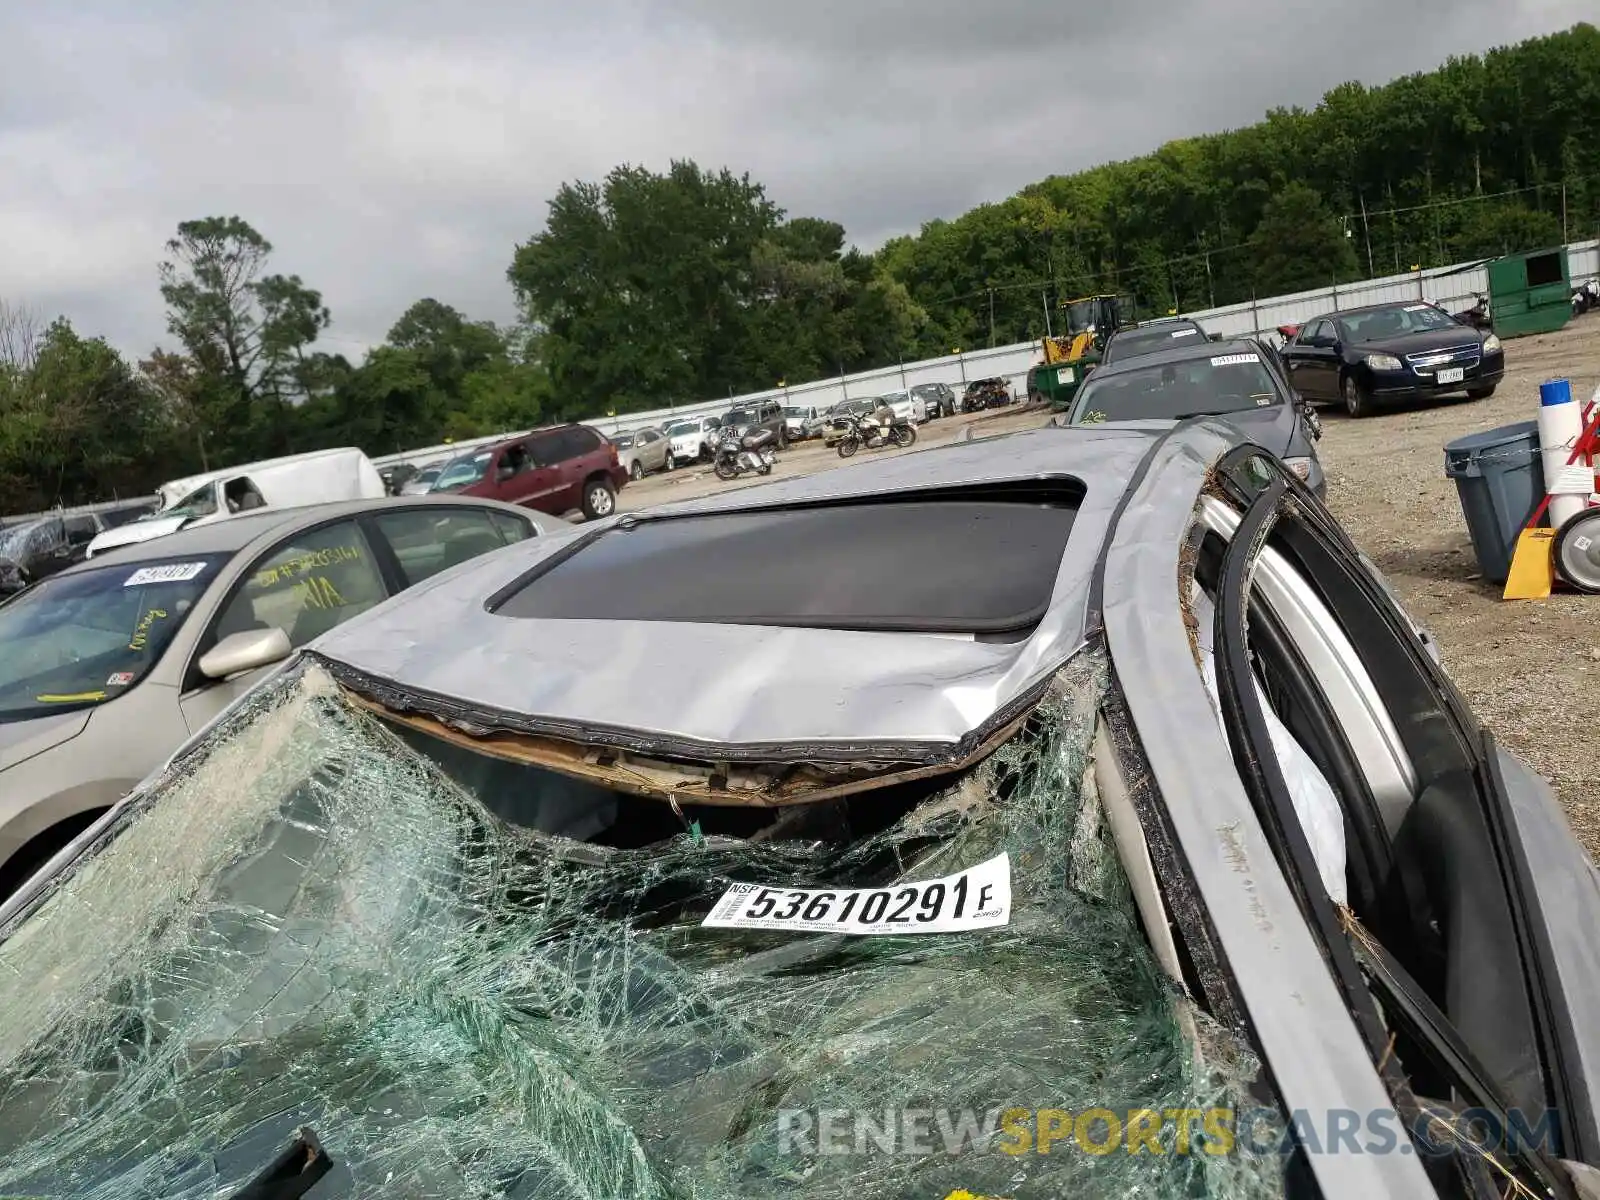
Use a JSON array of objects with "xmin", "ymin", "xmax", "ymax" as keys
[
  {"xmin": 1317, "ymin": 311, "xmax": 1600, "ymax": 856},
  {"xmin": 618, "ymin": 331, "xmax": 1600, "ymax": 855}
]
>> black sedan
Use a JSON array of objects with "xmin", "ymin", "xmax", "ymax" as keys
[
  {"xmin": 1058, "ymin": 336, "xmax": 1326, "ymax": 495},
  {"xmin": 1278, "ymin": 301, "xmax": 1505, "ymax": 418},
  {"xmin": 1100, "ymin": 315, "xmax": 1211, "ymax": 366}
]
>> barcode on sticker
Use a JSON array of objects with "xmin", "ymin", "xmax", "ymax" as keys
[
  {"xmin": 1211, "ymin": 353, "xmax": 1260, "ymax": 367},
  {"xmin": 124, "ymin": 562, "xmax": 208, "ymax": 587},
  {"xmin": 703, "ymin": 853, "xmax": 1011, "ymax": 937},
  {"xmin": 1170, "ymin": 329, "xmax": 1198, "ymax": 338}
]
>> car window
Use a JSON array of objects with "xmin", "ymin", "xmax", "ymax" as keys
[
  {"xmin": 168, "ymin": 481, "xmax": 219, "ymax": 519},
  {"xmin": 213, "ymin": 521, "xmax": 388, "ymax": 651},
  {"xmin": 1342, "ymin": 304, "xmax": 1459, "ymax": 342},
  {"xmin": 0, "ymin": 556, "xmax": 227, "ymax": 721},
  {"xmin": 63, "ymin": 517, "xmax": 99, "ymax": 544},
  {"xmin": 433, "ymin": 453, "xmax": 491, "ymax": 492},
  {"xmin": 1071, "ymin": 352, "xmax": 1281, "ymax": 423},
  {"xmin": 543, "ymin": 427, "xmax": 598, "ymax": 463},
  {"xmin": 492, "ymin": 493, "xmax": 1082, "ymax": 633},
  {"xmin": 371, "ymin": 507, "xmax": 532, "ymax": 587}
]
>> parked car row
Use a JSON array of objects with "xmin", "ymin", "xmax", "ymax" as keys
[
  {"xmin": 1088, "ymin": 299, "xmax": 1508, "ymax": 421},
  {"xmin": 3, "ymin": 417, "xmax": 1597, "ymax": 1199}
]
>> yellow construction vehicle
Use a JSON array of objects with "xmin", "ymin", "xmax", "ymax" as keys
[{"xmin": 1032, "ymin": 294, "xmax": 1135, "ymax": 410}]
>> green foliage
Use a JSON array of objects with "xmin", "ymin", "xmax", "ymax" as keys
[
  {"xmin": 1247, "ymin": 183, "xmax": 1361, "ymax": 296},
  {"xmin": 508, "ymin": 160, "xmax": 928, "ymax": 417},
  {"xmin": 0, "ymin": 317, "xmax": 173, "ymax": 511},
  {"xmin": 879, "ymin": 22, "xmax": 1600, "ymax": 346}
]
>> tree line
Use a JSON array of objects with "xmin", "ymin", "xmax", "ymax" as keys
[{"xmin": 3, "ymin": 21, "xmax": 1597, "ymax": 515}]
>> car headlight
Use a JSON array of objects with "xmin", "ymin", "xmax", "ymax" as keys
[
  {"xmin": 1364, "ymin": 353, "xmax": 1403, "ymax": 371},
  {"xmin": 1283, "ymin": 456, "xmax": 1313, "ymax": 481},
  {"xmin": 1482, "ymin": 333, "xmax": 1502, "ymax": 353}
]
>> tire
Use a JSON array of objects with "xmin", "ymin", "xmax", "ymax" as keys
[
  {"xmin": 714, "ymin": 457, "xmax": 739, "ymax": 481},
  {"xmin": 891, "ymin": 424, "xmax": 917, "ymax": 448},
  {"xmin": 757, "ymin": 459, "xmax": 773, "ymax": 476},
  {"xmin": 1466, "ymin": 384, "xmax": 1497, "ymax": 400},
  {"xmin": 1553, "ymin": 509, "xmax": 1600, "ymax": 594},
  {"xmin": 837, "ymin": 437, "xmax": 859, "ymax": 458},
  {"xmin": 581, "ymin": 479, "xmax": 616, "ymax": 521},
  {"xmin": 630, "ymin": 461, "xmax": 644, "ymax": 481},
  {"xmin": 1341, "ymin": 374, "xmax": 1373, "ymax": 418}
]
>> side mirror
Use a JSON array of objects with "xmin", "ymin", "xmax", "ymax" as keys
[{"xmin": 199, "ymin": 627, "xmax": 292, "ymax": 681}]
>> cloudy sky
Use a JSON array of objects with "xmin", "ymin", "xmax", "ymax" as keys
[{"xmin": 1, "ymin": 0, "xmax": 1589, "ymax": 360}]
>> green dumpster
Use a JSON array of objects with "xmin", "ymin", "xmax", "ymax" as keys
[{"xmin": 1487, "ymin": 247, "xmax": 1572, "ymax": 338}]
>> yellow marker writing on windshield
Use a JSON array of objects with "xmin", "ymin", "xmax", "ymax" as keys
[
  {"xmin": 35, "ymin": 691, "xmax": 108, "ymax": 703},
  {"xmin": 129, "ymin": 607, "xmax": 169, "ymax": 652}
]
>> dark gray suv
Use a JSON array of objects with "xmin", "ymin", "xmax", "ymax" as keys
[{"xmin": 720, "ymin": 399, "xmax": 787, "ymax": 449}]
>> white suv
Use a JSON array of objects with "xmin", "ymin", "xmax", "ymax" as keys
[{"xmin": 663, "ymin": 416, "xmax": 721, "ymax": 467}]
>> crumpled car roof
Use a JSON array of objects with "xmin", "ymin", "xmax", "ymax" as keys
[{"xmin": 309, "ymin": 425, "xmax": 1167, "ymax": 755}]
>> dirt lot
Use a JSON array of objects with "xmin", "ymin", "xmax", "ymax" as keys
[
  {"xmin": 1317, "ymin": 312, "xmax": 1600, "ymax": 855},
  {"xmin": 620, "ymin": 328, "xmax": 1600, "ymax": 855}
]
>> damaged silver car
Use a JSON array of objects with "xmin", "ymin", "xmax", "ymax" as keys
[{"xmin": 1, "ymin": 423, "xmax": 1598, "ymax": 1200}]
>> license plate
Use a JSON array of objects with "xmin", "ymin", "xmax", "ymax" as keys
[
  {"xmin": 702, "ymin": 852, "xmax": 1011, "ymax": 936},
  {"xmin": 1437, "ymin": 367, "xmax": 1465, "ymax": 384}
]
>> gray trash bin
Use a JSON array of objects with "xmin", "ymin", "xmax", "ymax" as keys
[{"xmin": 1443, "ymin": 420, "xmax": 1547, "ymax": 584}]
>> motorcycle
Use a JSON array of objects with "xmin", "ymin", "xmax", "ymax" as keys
[
  {"xmin": 835, "ymin": 411, "xmax": 917, "ymax": 458},
  {"xmin": 1453, "ymin": 293, "xmax": 1493, "ymax": 332},
  {"xmin": 1572, "ymin": 278, "xmax": 1600, "ymax": 318},
  {"xmin": 712, "ymin": 426, "xmax": 777, "ymax": 481}
]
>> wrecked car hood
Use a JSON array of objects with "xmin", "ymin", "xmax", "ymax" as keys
[{"xmin": 310, "ymin": 428, "xmax": 1159, "ymax": 755}]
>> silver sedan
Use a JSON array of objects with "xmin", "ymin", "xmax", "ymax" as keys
[{"xmin": 0, "ymin": 495, "xmax": 564, "ymax": 897}]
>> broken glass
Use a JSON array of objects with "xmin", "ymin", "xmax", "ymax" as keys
[{"xmin": 0, "ymin": 651, "xmax": 1284, "ymax": 1199}]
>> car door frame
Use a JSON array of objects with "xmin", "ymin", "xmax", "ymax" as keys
[
  {"xmin": 1282, "ymin": 318, "xmax": 1334, "ymax": 401},
  {"xmin": 1208, "ymin": 445, "xmax": 1600, "ymax": 1169}
]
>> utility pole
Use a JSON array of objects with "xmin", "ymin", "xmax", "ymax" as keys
[
  {"xmin": 1562, "ymin": 182, "xmax": 1569, "ymax": 245},
  {"xmin": 1042, "ymin": 290, "xmax": 1053, "ymax": 340},
  {"xmin": 988, "ymin": 288, "xmax": 996, "ymax": 348},
  {"xmin": 1204, "ymin": 249, "xmax": 1216, "ymax": 309},
  {"xmin": 1359, "ymin": 192, "xmax": 1375, "ymax": 277}
]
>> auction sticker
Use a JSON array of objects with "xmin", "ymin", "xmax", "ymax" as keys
[
  {"xmin": 105, "ymin": 672, "xmax": 135, "ymax": 687},
  {"xmin": 124, "ymin": 562, "xmax": 207, "ymax": 587},
  {"xmin": 1210, "ymin": 353, "xmax": 1260, "ymax": 367},
  {"xmin": 1170, "ymin": 328, "xmax": 1198, "ymax": 338},
  {"xmin": 702, "ymin": 853, "xmax": 1011, "ymax": 936}
]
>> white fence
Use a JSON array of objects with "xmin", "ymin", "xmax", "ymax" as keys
[{"xmin": 372, "ymin": 238, "xmax": 1599, "ymax": 471}]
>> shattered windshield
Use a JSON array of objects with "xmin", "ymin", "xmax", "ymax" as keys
[
  {"xmin": 0, "ymin": 555, "xmax": 226, "ymax": 722},
  {"xmin": 0, "ymin": 656, "xmax": 1283, "ymax": 1199}
]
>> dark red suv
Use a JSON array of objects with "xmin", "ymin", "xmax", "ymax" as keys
[{"xmin": 430, "ymin": 425, "xmax": 628, "ymax": 521}]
